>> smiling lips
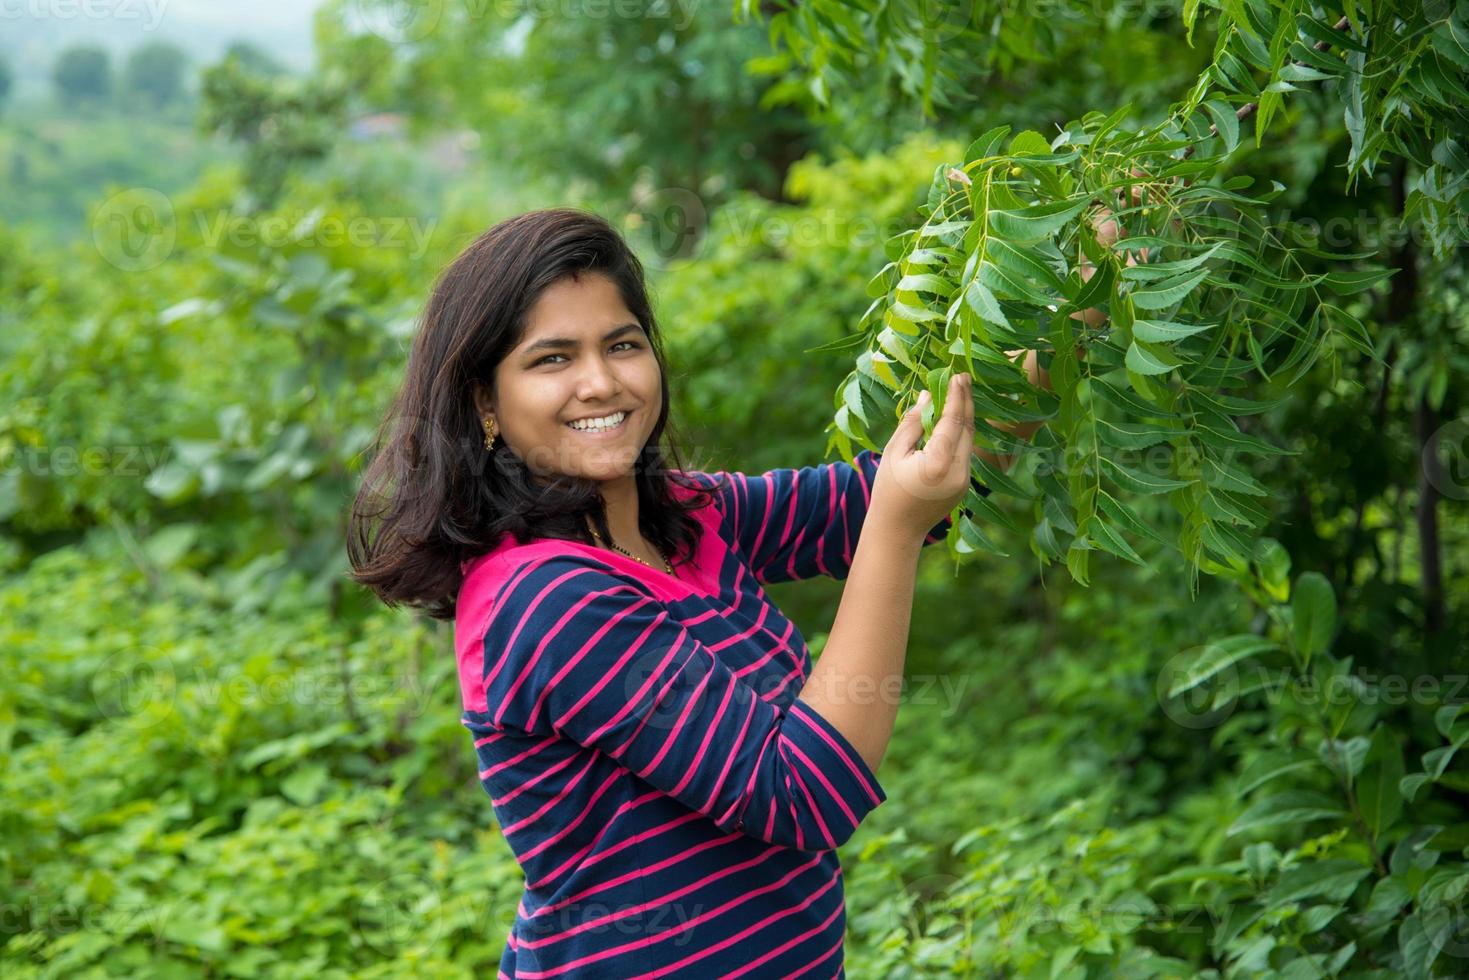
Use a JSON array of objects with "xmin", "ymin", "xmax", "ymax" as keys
[{"xmin": 567, "ymin": 410, "xmax": 629, "ymax": 434}]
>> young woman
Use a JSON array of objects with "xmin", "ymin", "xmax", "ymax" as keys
[{"xmin": 348, "ymin": 208, "xmax": 1058, "ymax": 978}]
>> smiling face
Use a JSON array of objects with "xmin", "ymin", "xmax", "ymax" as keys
[{"xmin": 474, "ymin": 271, "xmax": 663, "ymax": 485}]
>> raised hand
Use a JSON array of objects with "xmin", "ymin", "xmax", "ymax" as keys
[{"xmin": 871, "ymin": 372, "xmax": 976, "ymax": 539}]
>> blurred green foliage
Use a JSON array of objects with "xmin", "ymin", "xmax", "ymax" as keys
[{"xmin": 2, "ymin": 0, "xmax": 1466, "ymax": 977}]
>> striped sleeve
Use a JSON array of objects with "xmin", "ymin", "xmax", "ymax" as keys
[
  {"xmin": 690, "ymin": 448, "xmax": 991, "ymax": 584},
  {"xmin": 472, "ymin": 554, "xmax": 888, "ymax": 851}
]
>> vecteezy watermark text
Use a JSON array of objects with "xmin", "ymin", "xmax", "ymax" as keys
[{"xmin": 0, "ymin": 0, "xmax": 168, "ymax": 30}]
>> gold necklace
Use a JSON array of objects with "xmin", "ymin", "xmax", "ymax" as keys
[{"xmin": 587, "ymin": 522, "xmax": 674, "ymax": 576}]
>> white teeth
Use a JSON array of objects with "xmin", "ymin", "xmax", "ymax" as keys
[{"xmin": 568, "ymin": 411, "xmax": 627, "ymax": 432}]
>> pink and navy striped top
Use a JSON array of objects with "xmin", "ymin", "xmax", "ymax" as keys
[{"xmin": 453, "ymin": 448, "xmax": 987, "ymax": 978}]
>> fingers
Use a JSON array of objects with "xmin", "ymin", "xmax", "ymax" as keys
[
  {"xmin": 927, "ymin": 372, "xmax": 971, "ymax": 462},
  {"xmin": 957, "ymin": 373, "xmax": 976, "ymax": 476},
  {"xmin": 888, "ymin": 388, "xmax": 929, "ymax": 455}
]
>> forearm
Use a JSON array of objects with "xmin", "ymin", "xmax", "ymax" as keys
[{"xmin": 797, "ymin": 510, "xmax": 923, "ymax": 775}]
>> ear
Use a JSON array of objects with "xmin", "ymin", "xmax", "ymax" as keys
[{"xmin": 472, "ymin": 381, "xmax": 494, "ymax": 418}]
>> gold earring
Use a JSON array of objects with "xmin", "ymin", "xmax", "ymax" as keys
[{"xmin": 481, "ymin": 416, "xmax": 498, "ymax": 450}]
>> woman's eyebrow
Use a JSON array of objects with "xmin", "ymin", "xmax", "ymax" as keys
[{"xmin": 520, "ymin": 323, "xmax": 643, "ymax": 358}]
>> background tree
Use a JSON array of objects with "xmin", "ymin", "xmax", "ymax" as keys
[
  {"xmin": 198, "ymin": 52, "xmax": 347, "ymax": 210},
  {"xmin": 51, "ymin": 46, "xmax": 112, "ymax": 107},
  {"xmin": 221, "ymin": 39, "xmax": 287, "ymax": 78},
  {"xmin": 318, "ymin": 0, "xmax": 822, "ymax": 218},
  {"xmin": 123, "ymin": 41, "xmax": 189, "ymax": 109},
  {"xmin": 0, "ymin": 56, "xmax": 13, "ymax": 115}
]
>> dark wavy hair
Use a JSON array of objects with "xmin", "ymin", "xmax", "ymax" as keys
[{"xmin": 346, "ymin": 208, "xmax": 723, "ymax": 621}]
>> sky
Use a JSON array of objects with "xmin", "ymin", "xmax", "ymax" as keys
[{"xmin": 2, "ymin": 0, "xmax": 326, "ymax": 97}]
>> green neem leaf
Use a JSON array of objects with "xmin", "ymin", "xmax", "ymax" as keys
[
  {"xmin": 1278, "ymin": 61, "xmax": 1338, "ymax": 83},
  {"xmin": 955, "ymin": 512, "xmax": 1009, "ymax": 557},
  {"xmin": 1169, "ymin": 635, "xmax": 1280, "ymax": 697},
  {"xmin": 1399, "ymin": 773, "xmax": 1431, "ymax": 803},
  {"xmin": 988, "ymin": 239, "xmax": 1067, "ymax": 293},
  {"xmin": 903, "ymin": 247, "xmax": 961, "ymax": 269},
  {"xmin": 1358, "ymin": 728, "xmax": 1406, "ymax": 837},
  {"xmin": 1318, "ymin": 736, "xmax": 1371, "ymax": 782},
  {"xmin": 1202, "ymin": 97, "xmax": 1240, "ymax": 153},
  {"xmin": 842, "ymin": 376, "xmax": 870, "ymax": 426},
  {"xmin": 1228, "ymin": 791, "xmax": 1347, "ymax": 836},
  {"xmin": 1320, "ymin": 303, "xmax": 1377, "ymax": 360},
  {"xmin": 1132, "ymin": 319, "xmax": 1215, "ymax": 343},
  {"xmin": 963, "ymin": 278, "xmax": 1012, "ymax": 329},
  {"xmin": 1253, "ymin": 537, "xmax": 1291, "ymax": 596},
  {"xmin": 970, "ymin": 453, "xmax": 1029, "ymax": 497},
  {"xmin": 1092, "ymin": 379, "xmax": 1183, "ymax": 418},
  {"xmin": 1432, "ymin": 8, "xmax": 1469, "ymax": 68},
  {"xmin": 1398, "ymin": 912, "xmax": 1448, "ymax": 980},
  {"xmin": 1083, "ymin": 515, "xmax": 1145, "ymax": 565},
  {"xmin": 1097, "ymin": 490, "xmax": 1170, "ymax": 546},
  {"xmin": 1204, "ymin": 489, "xmax": 1271, "ymax": 527},
  {"xmin": 1237, "ymin": 750, "xmax": 1320, "ymax": 796},
  {"xmin": 1008, "ymin": 129, "xmax": 1053, "ymax": 156},
  {"xmin": 1102, "ymin": 457, "xmax": 1191, "ymax": 494},
  {"xmin": 1321, "ymin": 268, "xmax": 1395, "ymax": 295},
  {"xmin": 866, "ymin": 263, "xmax": 898, "ymax": 298},
  {"xmin": 1202, "ymin": 519, "xmax": 1254, "ymax": 566},
  {"xmin": 1032, "ymin": 514, "xmax": 1063, "ymax": 559},
  {"xmin": 1298, "ymin": 15, "xmax": 1363, "ymax": 52},
  {"xmin": 1192, "ymin": 418, "xmax": 1284, "ymax": 456},
  {"xmin": 1126, "ymin": 340, "xmax": 1184, "ymax": 375},
  {"xmin": 1070, "ymin": 253, "xmax": 1116, "ymax": 309},
  {"xmin": 987, "ymin": 195, "xmax": 1091, "ymax": 242},
  {"xmin": 1119, "ymin": 242, "xmax": 1224, "ymax": 281},
  {"xmin": 1192, "ymin": 390, "xmax": 1289, "ymax": 416},
  {"xmin": 884, "ymin": 230, "xmax": 915, "ymax": 261},
  {"xmin": 877, "ymin": 325, "xmax": 919, "ymax": 370},
  {"xmin": 832, "ymin": 407, "xmax": 858, "ymax": 448},
  {"xmin": 161, "ymin": 917, "xmax": 228, "ymax": 954},
  {"xmin": 1202, "ymin": 458, "xmax": 1270, "ymax": 496},
  {"xmin": 1266, "ymin": 860, "xmax": 1371, "ymax": 907},
  {"xmin": 1288, "ymin": 38, "xmax": 1348, "ymax": 75},
  {"xmin": 810, "ymin": 330, "xmax": 868, "ymax": 354},
  {"xmin": 965, "ymin": 126, "xmax": 1012, "ymax": 164},
  {"xmin": 1424, "ymin": 826, "xmax": 1469, "ymax": 853},
  {"xmin": 1436, "ymin": 704, "xmax": 1469, "ymax": 741},
  {"xmin": 1131, "ymin": 268, "xmax": 1209, "ymax": 310},
  {"xmin": 962, "ymin": 487, "xmax": 1022, "ymax": 534},
  {"xmin": 887, "ymin": 300, "xmax": 943, "ymax": 328},
  {"xmin": 979, "ymin": 259, "xmax": 1053, "ymax": 306},
  {"xmin": 858, "ymin": 349, "xmax": 901, "ymax": 390},
  {"xmin": 1066, "ymin": 537, "xmax": 1092, "ymax": 586},
  {"xmin": 1095, "ymin": 418, "xmax": 1181, "ymax": 449},
  {"xmin": 914, "ymin": 220, "xmax": 969, "ymax": 245},
  {"xmin": 1292, "ymin": 572, "xmax": 1337, "ymax": 660},
  {"xmin": 894, "ymin": 273, "xmax": 955, "ymax": 297}
]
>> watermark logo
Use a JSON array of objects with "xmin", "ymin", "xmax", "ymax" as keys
[
  {"xmin": 93, "ymin": 187, "xmax": 176, "ymax": 272},
  {"xmin": 1423, "ymin": 417, "xmax": 1469, "ymax": 501},
  {"xmin": 90, "ymin": 190, "xmax": 440, "ymax": 270},
  {"xmin": 1156, "ymin": 645, "xmax": 1240, "ymax": 730},
  {"xmin": 623, "ymin": 186, "xmax": 707, "ymax": 270},
  {"xmin": 353, "ymin": 0, "xmax": 445, "ymax": 42}
]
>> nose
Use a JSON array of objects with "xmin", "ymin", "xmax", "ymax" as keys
[{"xmin": 575, "ymin": 352, "xmax": 623, "ymax": 402}]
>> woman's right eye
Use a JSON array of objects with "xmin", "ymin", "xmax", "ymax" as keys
[{"xmin": 534, "ymin": 341, "xmax": 636, "ymax": 367}]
